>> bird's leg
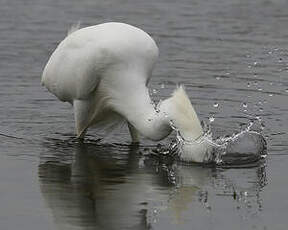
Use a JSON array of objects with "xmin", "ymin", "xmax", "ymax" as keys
[
  {"xmin": 77, "ymin": 128, "xmax": 87, "ymax": 140},
  {"xmin": 73, "ymin": 99, "xmax": 93, "ymax": 140},
  {"xmin": 127, "ymin": 122, "xmax": 140, "ymax": 144}
]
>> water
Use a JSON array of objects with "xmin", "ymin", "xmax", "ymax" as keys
[
  {"xmin": 1, "ymin": 0, "xmax": 288, "ymax": 229},
  {"xmin": 153, "ymin": 118, "xmax": 266, "ymax": 166}
]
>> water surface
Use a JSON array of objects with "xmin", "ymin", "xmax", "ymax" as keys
[{"xmin": 0, "ymin": 0, "xmax": 288, "ymax": 229}]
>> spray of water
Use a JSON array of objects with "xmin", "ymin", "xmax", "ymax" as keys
[{"xmin": 166, "ymin": 117, "xmax": 267, "ymax": 166}]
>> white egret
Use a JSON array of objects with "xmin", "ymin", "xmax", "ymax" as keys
[{"xmin": 42, "ymin": 22, "xmax": 210, "ymax": 162}]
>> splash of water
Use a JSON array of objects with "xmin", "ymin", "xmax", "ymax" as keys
[{"xmin": 166, "ymin": 117, "xmax": 267, "ymax": 166}]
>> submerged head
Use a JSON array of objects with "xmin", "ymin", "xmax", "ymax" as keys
[
  {"xmin": 159, "ymin": 86, "xmax": 203, "ymax": 140},
  {"xmin": 161, "ymin": 88, "xmax": 267, "ymax": 164},
  {"xmin": 159, "ymin": 86, "xmax": 213, "ymax": 163}
]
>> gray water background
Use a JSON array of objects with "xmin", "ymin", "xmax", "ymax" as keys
[{"xmin": 0, "ymin": 0, "xmax": 288, "ymax": 229}]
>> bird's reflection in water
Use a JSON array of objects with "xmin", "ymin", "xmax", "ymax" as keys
[{"xmin": 39, "ymin": 139, "xmax": 267, "ymax": 230}]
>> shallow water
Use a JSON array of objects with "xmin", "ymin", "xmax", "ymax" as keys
[{"xmin": 1, "ymin": 0, "xmax": 288, "ymax": 229}]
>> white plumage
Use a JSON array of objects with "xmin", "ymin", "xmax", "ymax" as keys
[{"xmin": 42, "ymin": 22, "xmax": 210, "ymax": 162}]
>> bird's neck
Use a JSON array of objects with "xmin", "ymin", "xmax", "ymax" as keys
[
  {"xmin": 117, "ymin": 88, "xmax": 172, "ymax": 141},
  {"xmin": 110, "ymin": 83, "xmax": 203, "ymax": 142}
]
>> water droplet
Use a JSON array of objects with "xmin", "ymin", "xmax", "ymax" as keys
[
  {"xmin": 152, "ymin": 89, "xmax": 157, "ymax": 94},
  {"xmin": 254, "ymin": 61, "xmax": 258, "ymax": 66},
  {"xmin": 269, "ymin": 93, "xmax": 273, "ymax": 97},
  {"xmin": 261, "ymin": 122, "xmax": 265, "ymax": 130},
  {"xmin": 161, "ymin": 83, "xmax": 165, "ymax": 89},
  {"xmin": 253, "ymin": 81, "xmax": 258, "ymax": 86},
  {"xmin": 213, "ymin": 102, "xmax": 219, "ymax": 108},
  {"xmin": 258, "ymin": 101, "xmax": 263, "ymax": 105},
  {"xmin": 269, "ymin": 82, "xmax": 273, "ymax": 85},
  {"xmin": 215, "ymin": 76, "xmax": 221, "ymax": 80},
  {"xmin": 247, "ymin": 82, "xmax": 251, "ymax": 87},
  {"xmin": 259, "ymin": 107, "xmax": 263, "ymax": 112},
  {"xmin": 258, "ymin": 88, "xmax": 263, "ymax": 91},
  {"xmin": 242, "ymin": 102, "xmax": 248, "ymax": 108},
  {"xmin": 247, "ymin": 202, "xmax": 252, "ymax": 208},
  {"xmin": 279, "ymin": 58, "xmax": 283, "ymax": 62},
  {"xmin": 253, "ymin": 73, "xmax": 258, "ymax": 77},
  {"xmin": 209, "ymin": 116, "xmax": 215, "ymax": 123},
  {"xmin": 205, "ymin": 204, "xmax": 212, "ymax": 211}
]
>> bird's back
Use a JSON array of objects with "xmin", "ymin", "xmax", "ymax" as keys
[{"xmin": 41, "ymin": 22, "xmax": 159, "ymax": 103}]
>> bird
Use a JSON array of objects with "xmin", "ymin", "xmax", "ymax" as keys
[{"xmin": 42, "ymin": 22, "xmax": 211, "ymax": 162}]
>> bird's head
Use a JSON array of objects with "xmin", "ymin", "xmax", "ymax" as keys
[
  {"xmin": 159, "ymin": 86, "xmax": 213, "ymax": 162},
  {"xmin": 159, "ymin": 86, "xmax": 203, "ymax": 141}
]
